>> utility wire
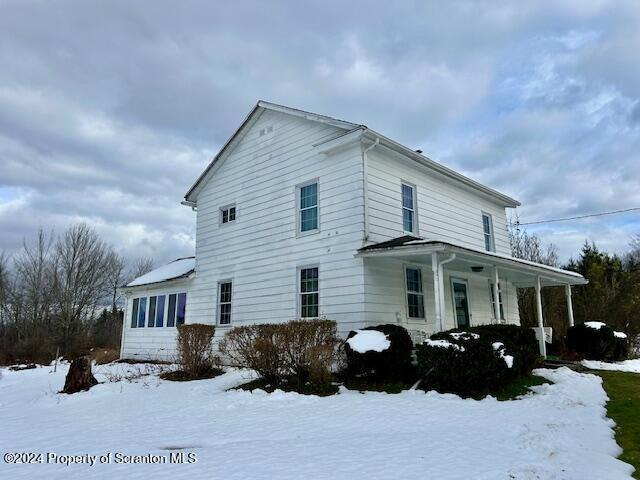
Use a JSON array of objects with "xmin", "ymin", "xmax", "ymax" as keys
[{"xmin": 513, "ymin": 206, "xmax": 640, "ymax": 226}]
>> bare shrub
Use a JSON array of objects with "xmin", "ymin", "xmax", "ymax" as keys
[
  {"xmin": 280, "ymin": 319, "xmax": 338, "ymax": 387},
  {"xmin": 176, "ymin": 324, "xmax": 216, "ymax": 377},
  {"xmin": 219, "ymin": 324, "xmax": 284, "ymax": 383},
  {"xmin": 219, "ymin": 320, "xmax": 339, "ymax": 389}
]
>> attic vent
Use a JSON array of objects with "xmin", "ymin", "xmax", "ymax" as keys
[{"xmin": 259, "ymin": 125, "xmax": 274, "ymax": 136}]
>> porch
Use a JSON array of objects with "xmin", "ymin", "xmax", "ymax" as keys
[{"xmin": 357, "ymin": 237, "xmax": 588, "ymax": 357}]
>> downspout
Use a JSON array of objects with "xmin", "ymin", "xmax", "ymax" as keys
[
  {"xmin": 361, "ymin": 136, "xmax": 379, "ymax": 243},
  {"xmin": 437, "ymin": 253, "xmax": 456, "ymax": 332}
]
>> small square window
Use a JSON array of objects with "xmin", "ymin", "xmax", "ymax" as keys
[{"xmin": 221, "ymin": 205, "xmax": 236, "ymax": 225}]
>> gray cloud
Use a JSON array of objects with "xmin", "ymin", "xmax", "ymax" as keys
[{"xmin": 0, "ymin": 0, "xmax": 639, "ymax": 264}]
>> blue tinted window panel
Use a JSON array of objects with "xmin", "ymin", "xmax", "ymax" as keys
[
  {"xmin": 176, "ymin": 293, "xmax": 186, "ymax": 325},
  {"xmin": 148, "ymin": 296, "xmax": 156, "ymax": 327},
  {"xmin": 300, "ymin": 183, "xmax": 317, "ymax": 209},
  {"xmin": 167, "ymin": 294, "xmax": 176, "ymax": 327},
  {"xmin": 131, "ymin": 298, "xmax": 139, "ymax": 328},
  {"xmin": 137, "ymin": 297, "xmax": 147, "ymax": 328},
  {"xmin": 155, "ymin": 295, "xmax": 165, "ymax": 327}
]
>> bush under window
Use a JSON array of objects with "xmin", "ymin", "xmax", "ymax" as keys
[
  {"xmin": 219, "ymin": 319, "xmax": 339, "ymax": 391},
  {"xmin": 173, "ymin": 324, "xmax": 221, "ymax": 379},
  {"xmin": 415, "ymin": 329, "xmax": 521, "ymax": 398}
]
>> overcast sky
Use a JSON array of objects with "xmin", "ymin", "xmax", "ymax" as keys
[{"xmin": 1, "ymin": 0, "xmax": 639, "ymax": 265}]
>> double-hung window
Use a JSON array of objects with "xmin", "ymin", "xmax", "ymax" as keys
[
  {"xmin": 221, "ymin": 204, "xmax": 236, "ymax": 224},
  {"xmin": 218, "ymin": 281, "xmax": 233, "ymax": 325},
  {"xmin": 297, "ymin": 181, "xmax": 318, "ymax": 234},
  {"xmin": 482, "ymin": 212, "xmax": 495, "ymax": 252},
  {"xmin": 299, "ymin": 267, "xmax": 319, "ymax": 318},
  {"xmin": 402, "ymin": 183, "xmax": 417, "ymax": 234},
  {"xmin": 405, "ymin": 266, "xmax": 425, "ymax": 319},
  {"xmin": 489, "ymin": 283, "xmax": 505, "ymax": 321}
]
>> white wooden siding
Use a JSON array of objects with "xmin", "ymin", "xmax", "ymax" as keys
[
  {"xmin": 366, "ymin": 148, "xmax": 511, "ymax": 255},
  {"xmin": 122, "ymin": 107, "xmax": 525, "ymax": 360},
  {"xmin": 363, "ymin": 257, "xmax": 520, "ymax": 334},
  {"xmin": 188, "ymin": 109, "xmax": 367, "ymax": 337},
  {"xmin": 120, "ymin": 279, "xmax": 192, "ymax": 360}
]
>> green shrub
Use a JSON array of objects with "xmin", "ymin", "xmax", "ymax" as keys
[
  {"xmin": 613, "ymin": 334, "xmax": 629, "ymax": 361},
  {"xmin": 344, "ymin": 324, "xmax": 413, "ymax": 382},
  {"xmin": 219, "ymin": 320, "xmax": 339, "ymax": 390},
  {"xmin": 415, "ymin": 329, "xmax": 518, "ymax": 398},
  {"xmin": 176, "ymin": 324, "xmax": 217, "ymax": 377},
  {"xmin": 470, "ymin": 324, "xmax": 540, "ymax": 375},
  {"xmin": 565, "ymin": 322, "xmax": 626, "ymax": 361}
]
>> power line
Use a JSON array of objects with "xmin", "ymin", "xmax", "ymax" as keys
[{"xmin": 513, "ymin": 206, "xmax": 640, "ymax": 226}]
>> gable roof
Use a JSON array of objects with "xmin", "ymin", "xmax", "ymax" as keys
[{"xmin": 184, "ymin": 101, "xmax": 520, "ymax": 207}]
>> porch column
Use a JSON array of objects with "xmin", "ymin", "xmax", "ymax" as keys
[
  {"xmin": 535, "ymin": 276, "xmax": 547, "ymax": 358},
  {"xmin": 431, "ymin": 253, "xmax": 443, "ymax": 332},
  {"xmin": 565, "ymin": 284, "xmax": 575, "ymax": 327},
  {"xmin": 492, "ymin": 266, "xmax": 500, "ymax": 324}
]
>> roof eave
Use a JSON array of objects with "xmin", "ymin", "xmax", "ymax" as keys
[{"xmin": 361, "ymin": 129, "xmax": 521, "ymax": 208}]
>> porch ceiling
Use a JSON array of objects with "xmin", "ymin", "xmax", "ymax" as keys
[{"xmin": 357, "ymin": 238, "xmax": 587, "ymax": 288}]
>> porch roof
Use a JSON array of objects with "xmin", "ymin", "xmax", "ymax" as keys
[{"xmin": 357, "ymin": 236, "xmax": 587, "ymax": 287}]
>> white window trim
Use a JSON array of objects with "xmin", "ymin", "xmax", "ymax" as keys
[
  {"xmin": 217, "ymin": 279, "xmax": 233, "ymax": 327},
  {"xmin": 404, "ymin": 264, "xmax": 426, "ymax": 320},
  {"xmin": 297, "ymin": 264, "xmax": 320, "ymax": 318},
  {"xmin": 401, "ymin": 181, "xmax": 419, "ymax": 235},
  {"xmin": 482, "ymin": 212, "xmax": 495, "ymax": 252},
  {"xmin": 219, "ymin": 203, "xmax": 237, "ymax": 226},
  {"xmin": 295, "ymin": 179, "xmax": 320, "ymax": 237}
]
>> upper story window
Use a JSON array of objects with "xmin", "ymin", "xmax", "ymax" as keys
[
  {"xmin": 220, "ymin": 204, "xmax": 236, "ymax": 225},
  {"xmin": 482, "ymin": 212, "xmax": 495, "ymax": 252},
  {"xmin": 401, "ymin": 182, "xmax": 417, "ymax": 234},
  {"xmin": 405, "ymin": 266, "xmax": 425, "ymax": 319},
  {"xmin": 218, "ymin": 281, "xmax": 233, "ymax": 326},
  {"xmin": 299, "ymin": 266, "xmax": 319, "ymax": 318},
  {"xmin": 297, "ymin": 181, "xmax": 318, "ymax": 234}
]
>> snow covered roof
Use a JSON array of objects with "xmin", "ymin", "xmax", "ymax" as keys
[{"xmin": 126, "ymin": 257, "xmax": 195, "ymax": 288}]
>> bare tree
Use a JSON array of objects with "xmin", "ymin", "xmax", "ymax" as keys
[
  {"xmin": 129, "ymin": 256, "xmax": 154, "ymax": 282},
  {"xmin": 11, "ymin": 229, "xmax": 55, "ymax": 341},
  {"xmin": 50, "ymin": 223, "xmax": 115, "ymax": 354},
  {"xmin": 508, "ymin": 218, "xmax": 566, "ymax": 340},
  {"xmin": 106, "ymin": 251, "xmax": 126, "ymax": 314}
]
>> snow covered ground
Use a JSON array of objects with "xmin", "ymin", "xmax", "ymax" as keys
[
  {"xmin": 0, "ymin": 363, "xmax": 633, "ymax": 479},
  {"xmin": 582, "ymin": 358, "xmax": 640, "ymax": 373}
]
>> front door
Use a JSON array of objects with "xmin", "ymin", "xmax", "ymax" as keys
[{"xmin": 452, "ymin": 279, "xmax": 470, "ymax": 328}]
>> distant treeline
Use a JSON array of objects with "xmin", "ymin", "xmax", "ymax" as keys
[
  {"xmin": 510, "ymin": 223, "xmax": 640, "ymax": 354},
  {"xmin": 0, "ymin": 223, "xmax": 154, "ymax": 364}
]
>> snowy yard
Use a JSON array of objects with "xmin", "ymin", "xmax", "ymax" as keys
[
  {"xmin": 582, "ymin": 359, "xmax": 640, "ymax": 374},
  {"xmin": 0, "ymin": 363, "xmax": 634, "ymax": 480}
]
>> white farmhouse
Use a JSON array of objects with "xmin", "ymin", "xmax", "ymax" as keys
[{"xmin": 120, "ymin": 101, "xmax": 586, "ymax": 361}]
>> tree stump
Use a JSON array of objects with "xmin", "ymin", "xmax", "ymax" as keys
[{"xmin": 61, "ymin": 356, "xmax": 98, "ymax": 394}]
